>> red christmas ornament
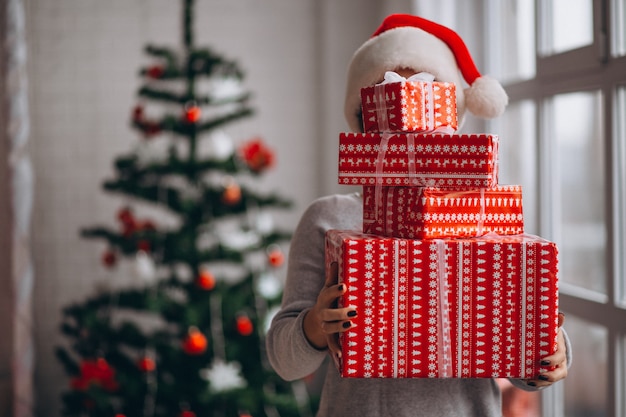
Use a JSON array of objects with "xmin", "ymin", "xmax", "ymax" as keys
[
  {"xmin": 179, "ymin": 411, "xmax": 196, "ymax": 417},
  {"xmin": 184, "ymin": 105, "xmax": 202, "ymax": 123},
  {"xmin": 140, "ymin": 220, "xmax": 157, "ymax": 231},
  {"xmin": 137, "ymin": 357, "xmax": 156, "ymax": 372},
  {"xmin": 196, "ymin": 269, "xmax": 216, "ymax": 291},
  {"xmin": 239, "ymin": 414, "xmax": 253, "ymax": 417},
  {"xmin": 117, "ymin": 206, "xmax": 134, "ymax": 224},
  {"xmin": 102, "ymin": 250, "xmax": 117, "ymax": 268},
  {"xmin": 236, "ymin": 315, "xmax": 254, "ymax": 336},
  {"xmin": 146, "ymin": 65, "xmax": 165, "ymax": 79},
  {"xmin": 267, "ymin": 248, "xmax": 284, "ymax": 267},
  {"xmin": 137, "ymin": 240, "xmax": 151, "ymax": 252},
  {"xmin": 70, "ymin": 357, "xmax": 119, "ymax": 392},
  {"xmin": 143, "ymin": 122, "xmax": 162, "ymax": 137},
  {"xmin": 115, "ymin": 414, "xmax": 127, "ymax": 417},
  {"xmin": 222, "ymin": 182, "xmax": 242, "ymax": 205},
  {"xmin": 239, "ymin": 138, "xmax": 275, "ymax": 173},
  {"xmin": 132, "ymin": 105, "xmax": 144, "ymax": 121},
  {"xmin": 182, "ymin": 327, "xmax": 207, "ymax": 355},
  {"xmin": 117, "ymin": 207, "xmax": 137, "ymax": 236}
]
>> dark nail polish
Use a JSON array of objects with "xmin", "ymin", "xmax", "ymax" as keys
[
  {"xmin": 338, "ymin": 284, "xmax": 345, "ymax": 291},
  {"xmin": 342, "ymin": 321, "xmax": 351, "ymax": 329},
  {"xmin": 538, "ymin": 375, "xmax": 549, "ymax": 381},
  {"xmin": 527, "ymin": 381, "xmax": 536, "ymax": 387},
  {"xmin": 541, "ymin": 360, "xmax": 551, "ymax": 366},
  {"xmin": 347, "ymin": 310, "xmax": 357, "ymax": 317}
]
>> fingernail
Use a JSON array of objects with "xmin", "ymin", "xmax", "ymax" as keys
[
  {"xmin": 342, "ymin": 321, "xmax": 351, "ymax": 329},
  {"xmin": 347, "ymin": 310, "xmax": 357, "ymax": 317},
  {"xmin": 338, "ymin": 284, "xmax": 345, "ymax": 291},
  {"xmin": 541, "ymin": 360, "xmax": 551, "ymax": 366},
  {"xmin": 538, "ymin": 375, "xmax": 549, "ymax": 381},
  {"xmin": 527, "ymin": 381, "xmax": 536, "ymax": 387}
]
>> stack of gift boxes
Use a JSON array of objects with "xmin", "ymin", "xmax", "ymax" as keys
[{"xmin": 326, "ymin": 73, "xmax": 560, "ymax": 379}]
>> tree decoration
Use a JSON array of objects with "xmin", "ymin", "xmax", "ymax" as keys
[
  {"xmin": 221, "ymin": 177, "xmax": 242, "ymax": 205},
  {"xmin": 255, "ymin": 271, "xmax": 282, "ymax": 299},
  {"xmin": 101, "ymin": 249, "xmax": 117, "ymax": 268},
  {"xmin": 56, "ymin": 0, "xmax": 308, "ymax": 415},
  {"xmin": 184, "ymin": 101, "xmax": 202, "ymax": 123},
  {"xmin": 239, "ymin": 137, "xmax": 275, "ymax": 173},
  {"xmin": 235, "ymin": 314, "xmax": 254, "ymax": 336},
  {"xmin": 204, "ymin": 130, "xmax": 234, "ymax": 160},
  {"xmin": 70, "ymin": 358, "xmax": 119, "ymax": 392},
  {"xmin": 146, "ymin": 65, "xmax": 165, "ymax": 79},
  {"xmin": 267, "ymin": 244, "xmax": 285, "ymax": 267},
  {"xmin": 134, "ymin": 250, "xmax": 156, "ymax": 282},
  {"xmin": 132, "ymin": 105, "xmax": 144, "ymax": 122},
  {"xmin": 195, "ymin": 268, "xmax": 216, "ymax": 290},
  {"xmin": 182, "ymin": 326, "xmax": 208, "ymax": 355},
  {"xmin": 136, "ymin": 356, "xmax": 156, "ymax": 372},
  {"xmin": 200, "ymin": 359, "xmax": 247, "ymax": 393}
]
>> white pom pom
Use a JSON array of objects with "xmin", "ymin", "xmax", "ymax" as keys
[{"xmin": 464, "ymin": 76, "xmax": 508, "ymax": 119}]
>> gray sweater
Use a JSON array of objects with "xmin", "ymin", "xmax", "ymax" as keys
[{"xmin": 267, "ymin": 193, "xmax": 570, "ymax": 417}]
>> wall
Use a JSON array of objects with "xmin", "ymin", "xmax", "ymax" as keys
[{"xmin": 26, "ymin": 1, "xmax": 413, "ymax": 415}]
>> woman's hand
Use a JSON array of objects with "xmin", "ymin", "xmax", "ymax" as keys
[
  {"xmin": 303, "ymin": 262, "xmax": 356, "ymax": 370},
  {"xmin": 526, "ymin": 313, "xmax": 568, "ymax": 388}
]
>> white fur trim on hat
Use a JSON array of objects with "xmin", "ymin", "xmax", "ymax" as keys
[
  {"xmin": 344, "ymin": 26, "xmax": 465, "ymax": 133},
  {"xmin": 344, "ymin": 16, "xmax": 509, "ymax": 132}
]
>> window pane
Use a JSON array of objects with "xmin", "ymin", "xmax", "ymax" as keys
[
  {"xmin": 492, "ymin": 0, "xmax": 536, "ymax": 81},
  {"xmin": 548, "ymin": 0, "xmax": 594, "ymax": 54},
  {"xmin": 553, "ymin": 92, "xmax": 607, "ymax": 294},
  {"xmin": 563, "ymin": 316, "xmax": 608, "ymax": 417},
  {"xmin": 620, "ymin": 335, "xmax": 626, "ymax": 415},
  {"xmin": 492, "ymin": 100, "xmax": 538, "ymax": 233},
  {"xmin": 613, "ymin": 0, "xmax": 626, "ymax": 56},
  {"xmin": 616, "ymin": 87, "xmax": 626, "ymax": 305}
]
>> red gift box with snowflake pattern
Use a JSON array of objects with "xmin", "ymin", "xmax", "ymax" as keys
[
  {"xmin": 362, "ymin": 185, "xmax": 524, "ymax": 239},
  {"xmin": 360, "ymin": 80, "xmax": 458, "ymax": 133},
  {"xmin": 338, "ymin": 132, "xmax": 499, "ymax": 188},
  {"xmin": 325, "ymin": 230, "xmax": 559, "ymax": 379}
]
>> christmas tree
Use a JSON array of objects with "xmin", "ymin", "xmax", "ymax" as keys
[{"xmin": 55, "ymin": 1, "xmax": 313, "ymax": 416}]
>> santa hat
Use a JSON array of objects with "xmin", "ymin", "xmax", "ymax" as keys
[{"xmin": 344, "ymin": 14, "xmax": 508, "ymax": 132}]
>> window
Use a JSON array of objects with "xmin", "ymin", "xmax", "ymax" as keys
[{"xmin": 488, "ymin": 0, "xmax": 626, "ymax": 416}]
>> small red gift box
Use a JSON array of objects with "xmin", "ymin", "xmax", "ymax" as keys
[
  {"xmin": 338, "ymin": 132, "xmax": 499, "ymax": 188},
  {"xmin": 361, "ymin": 80, "xmax": 457, "ymax": 133},
  {"xmin": 325, "ymin": 230, "xmax": 559, "ymax": 379},
  {"xmin": 363, "ymin": 185, "xmax": 524, "ymax": 239}
]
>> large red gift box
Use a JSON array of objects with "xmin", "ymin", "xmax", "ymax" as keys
[
  {"xmin": 360, "ymin": 80, "xmax": 458, "ymax": 133},
  {"xmin": 325, "ymin": 230, "xmax": 559, "ymax": 379},
  {"xmin": 338, "ymin": 132, "xmax": 499, "ymax": 188},
  {"xmin": 362, "ymin": 185, "xmax": 525, "ymax": 239}
]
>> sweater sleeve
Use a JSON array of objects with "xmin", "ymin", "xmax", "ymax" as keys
[{"xmin": 266, "ymin": 194, "xmax": 362, "ymax": 381}]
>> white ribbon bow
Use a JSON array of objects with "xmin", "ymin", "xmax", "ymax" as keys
[{"xmin": 380, "ymin": 71, "xmax": 436, "ymax": 85}]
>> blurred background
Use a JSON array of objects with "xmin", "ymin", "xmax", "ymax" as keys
[{"xmin": 1, "ymin": 0, "xmax": 625, "ymax": 416}]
